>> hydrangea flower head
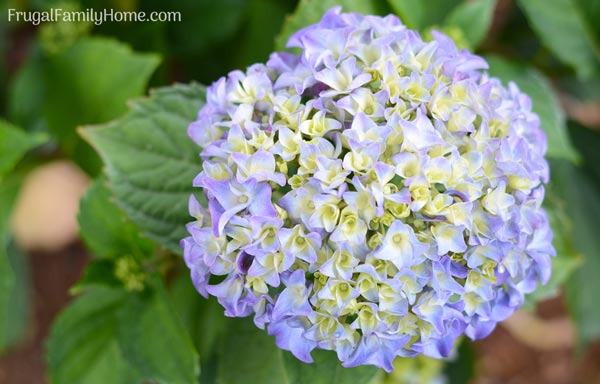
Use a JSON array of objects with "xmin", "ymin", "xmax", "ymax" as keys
[{"xmin": 182, "ymin": 7, "xmax": 554, "ymax": 372}]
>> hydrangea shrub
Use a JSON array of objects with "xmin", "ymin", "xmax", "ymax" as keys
[{"xmin": 182, "ymin": 7, "xmax": 554, "ymax": 371}]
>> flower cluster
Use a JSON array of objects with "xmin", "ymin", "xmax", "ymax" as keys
[{"xmin": 182, "ymin": 7, "xmax": 554, "ymax": 371}]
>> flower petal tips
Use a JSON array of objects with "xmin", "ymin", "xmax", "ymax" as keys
[{"xmin": 183, "ymin": 7, "xmax": 554, "ymax": 372}]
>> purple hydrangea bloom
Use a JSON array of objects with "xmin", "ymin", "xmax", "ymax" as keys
[{"xmin": 182, "ymin": 7, "xmax": 555, "ymax": 372}]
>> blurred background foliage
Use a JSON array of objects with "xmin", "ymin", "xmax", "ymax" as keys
[{"xmin": 1, "ymin": 0, "xmax": 600, "ymax": 383}]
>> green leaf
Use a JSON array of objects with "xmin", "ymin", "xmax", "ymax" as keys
[
  {"xmin": 523, "ymin": 183, "xmax": 582, "ymax": 308},
  {"xmin": 443, "ymin": 341, "xmax": 475, "ymax": 384},
  {"xmin": 169, "ymin": 275, "xmax": 225, "ymax": 384},
  {"xmin": 0, "ymin": 241, "xmax": 31, "ymax": 351},
  {"xmin": 44, "ymin": 37, "xmax": 160, "ymax": 139},
  {"xmin": 70, "ymin": 259, "xmax": 122, "ymax": 294},
  {"xmin": 485, "ymin": 56, "xmax": 579, "ymax": 162},
  {"xmin": 81, "ymin": 83, "xmax": 206, "ymax": 253},
  {"xmin": 553, "ymin": 160, "xmax": 600, "ymax": 345},
  {"xmin": 281, "ymin": 349, "xmax": 379, "ymax": 384},
  {"xmin": 0, "ymin": 173, "xmax": 29, "ymax": 352},
  {"xmin": 387, "ymin": 0, "xmax": 461, "ymax": 30},
  {"xmin": 43, "ymin": 37, "xmax": 160, "ymax": 174},
  {"xmin": 46, "ymin": 287, "xmax": 142, "ymax": 384},
  {"xmin": 169, "ymin": 275, "xmax": 226, "ymax": 361},
  {"xmin": 235, "ymin": 0, "xmax": 295, "ymax": 65},
  {"xmin": 569, "ymin": 120, "xmax": 600, "ymax": 183},
  {"xmin": 7, "ymin": 47, "xmax": 48, "ymax": 134},
  {"xmin": 0, "ymin": 10, "xmax": 6, "ymax": 111},
  {"xmin": 559, "ymin": 76, "xmax": 600, "ymax": 105},
  {"xmin": 117, "ymin": 279, "xmax": 200, "ymax": 384},
  {"xmin": 561, "ymin": 124, "xmax": 600, "ymax": 345},
  {"xmin": 0, "ymin": 119, "xmax": 46, "ymax": 177},
  {"xmin": 48, "ymin": 281, "xmax": 200, "ymax": 384},
  {"xmin": 78, "ymin": 178, "xmax": 154, "ymax": 259},
  {"xmin": 0, "ymin": 174, "xmax": 22, "ymax": 242},
  {"xmin": 517, "ymin": 0, "xmax": 600, "ymax": 79},
  {"xmin": 275, "ymin": 0, "xmax": 387, "ymax": 51},
  {"xmin": 444, "ymin": 0, "xmax": 496, "ymax": 49},
  {"xmin": 217, "ymin": 317, "xmax": 379, "ymax": 384},
  {"xmin": 167, "ymin": 0, "xmax": 248, "ymax": 56},
  {"xmin": 217, "ymin": 317, "xmax": 287, "ymax": 384},
  {"xmin": 575, "ymin": 0, "xmax": 600, "ymax": 43}
]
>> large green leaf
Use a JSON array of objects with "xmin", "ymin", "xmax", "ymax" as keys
[
  {"xmin": 0, "ymin": 5, "xmax": 6, "ymax": 111},
  {"xmin": 517, "ymin": 0, "xmax": 600, "ymax": 79},
  {"xmin": 7, "ymin": 44, "xmax": 50, "ymax": 135},
  {"xmin": 169, "ymin": 275, "xmax": 228, "ymax": 384},
  {"xmin": 78, "ymin": 178, "xmax": 154, "ymax": 259},
  {"xmin": 444, "ymin": 0, "xmax": 496, "ymax": 49},
  {"xmin": 387, "ymin": 0, "xmax": 461, "ymax": 30},
  {"xmin": 523, "ymin": 183, "xmax": 582, "ymax": 309},
  {"xmin": 281, "ymin": 349, "xmax": 379, "ymax": 384},
  {"xmin": 70, "ymin": 259, "xmax": 122, "ymax": 294},
  {"xmin": 42, "ymin": 37, "xmax": 160, "ymax": 174},
  {"xmin": 569, "ymin": 121, "xmax": 600, "ymax": 183},
  {"xmin": 117, "ymin": 279, "xmax": 200, "ymax": 384},
  {"xmin": 169, "ymin": 275, "xmax": 226, "ymax": 362},
  {"xmin": 558, "ymin": 76, "xmax": 600, "ymax": 105},
  {"xmin": 167, "ymin": 0, "xmax": 248, "ymax": 56},
  {"xmin": 561, "ymin": 124, "xmax": 600, "ymax": 345},
  {"xmin": 0, "ymin": 246, "xmax": 16, "ymax": 353},
  {"xmin": 575, "ymin": 0, "xmax": 600, "ymax": 43},
  {"xmin": 0, "ymin": 176, "xmax": 22, "ymax": 245},
  {"xmin": 235, "ymin": 0, "xmax": 296, "ymax": 65},
  {"xmin": 44, "ymin": 37, "xmax": 160, "ymax": 140},
  {"xmin": 81, "ymin": 83, "xmax": 206, "ymax": 253},
  {"xmin": 46, "ymin": 288, "xmax": 142, "ymax": 384},
  {"xmin": 217, "ymin": 317, "xmax": 379, "ymax": 384},
  {"xmin": 217, "ymin": 317, "xmax": 288, "ymax": 384},
  {"xmin": 559, "ymin": 163, "xmax": 600, "ymax": 345},
  {"xmin": 0, "ymin": 241, "xmax": 31, "ymax": 352},
  {"xmin": 485, "ymin": 56, "xmax": 579, "ymax": 163},
  {"xmin": 48, "ymin": 282, "xmax": 200, "ymax": 384},
  {"xmin": 0, "ymin": 174, "xmax": 29, "ymax": 352},
  {"xmin": 275, "ymin": 0, "xmax": 388, "ymax": 51},
  {"xmin": 0, "ymin": 119, "xmax": 46, "ymax": 177},
  {"xmin": 442, "ymin": 341, "xmax": 475, "ymax": 384}
]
